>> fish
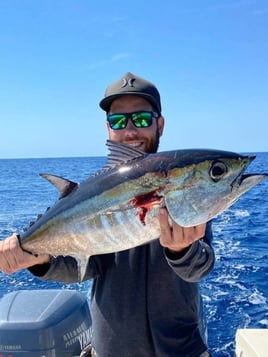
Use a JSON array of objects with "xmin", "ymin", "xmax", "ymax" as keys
[{"xmin": 19, "ymin": 140, "xmax": 267, "ymax": 280}]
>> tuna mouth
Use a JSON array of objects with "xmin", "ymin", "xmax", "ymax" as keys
[
  {"xmin": 231, "ymin": 173, "xmax": 244, "ymax": 189},
  {"xmin": 231, "ymin": 173, "xmax": 267, "ymax": 192},
  {"xmin": 230, "ymin": 156, "xmax": 256, "ymax": 190}
]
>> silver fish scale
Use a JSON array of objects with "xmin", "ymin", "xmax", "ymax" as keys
[{"xmin": 78, "ymin": 207, "xmax": 161, "ymax": 256}]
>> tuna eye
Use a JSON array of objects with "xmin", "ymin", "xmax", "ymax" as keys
[{"xmin": 209, "ymin": 161, "xmax": 228, "ymax": 182}]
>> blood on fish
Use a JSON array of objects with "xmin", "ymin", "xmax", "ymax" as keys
[{"xmin": 130, "ymin": 191, "xmax": 163, "ymax": 225}]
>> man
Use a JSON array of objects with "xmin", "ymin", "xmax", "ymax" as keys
[{"xmin": 0, "ymin": 72, "xmax": 214, "ymax": 356}]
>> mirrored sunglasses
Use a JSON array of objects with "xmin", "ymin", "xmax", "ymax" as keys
[{"xmin": 107, "ymin": 111, "xmax": 159, "ymax": 130}]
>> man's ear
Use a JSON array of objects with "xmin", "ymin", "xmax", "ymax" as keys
[
  {"xmin": 106, "ymin": 121, "xmax": 111, "ymax": 137},
  {"xmin": 158, "ymin": 116, "xmax": 165, "ymax": 137}
]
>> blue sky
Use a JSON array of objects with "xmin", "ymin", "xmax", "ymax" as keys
[{"xmin": 0, "ymin": 0, "xmax": 267, "ymax": 158}]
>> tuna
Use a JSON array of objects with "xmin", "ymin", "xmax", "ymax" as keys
[{"xmin": 19, "ymin": 140, "xmax": 267, "ymax": 280}]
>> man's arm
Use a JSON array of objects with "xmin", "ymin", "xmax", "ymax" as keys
[
  {"xmin": 159, "ymin": 208, "xmax": 215, "ymax": 282},
  {"xmin": 0, "ymin": 233, "xmax": 99, "ymax": 283}
]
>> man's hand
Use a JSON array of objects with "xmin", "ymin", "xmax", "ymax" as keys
[
  {"xmin": 159, "ymin": 207, "xmax": 206, "ymax": 254},
  {"xmin": 0, "ymin": 233, "xmax": 50, "ymax": 274}
]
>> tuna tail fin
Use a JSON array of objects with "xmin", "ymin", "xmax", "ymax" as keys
[{"xmin": 40, "ymin": 173, "xmax": 78, "ymax": 199}]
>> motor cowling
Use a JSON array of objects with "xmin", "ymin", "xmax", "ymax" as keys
[{"xmin": 0, "ymin": 289, "xmax": 91, "ymax": 356}]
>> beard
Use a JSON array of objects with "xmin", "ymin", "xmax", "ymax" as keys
[{"xmin": 145, "ymin": 125, "xmax": 160, "ymax": 154}]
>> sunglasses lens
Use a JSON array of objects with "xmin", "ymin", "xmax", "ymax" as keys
[
  {"xmin": 108, "ymin": 114, "xmax": 127, "ymax": 130},
  {"xmin": 107, "ymin": 111, "xmax": 156, "ymax": 130},
  {"xmin": 132, "ymin": 112, "xmax": 153, "ymax": 128}
]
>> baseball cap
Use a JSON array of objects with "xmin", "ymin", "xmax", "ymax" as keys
[{"xmin": 99, "ymin": 72, "xmax": 162, "ymax": 114}]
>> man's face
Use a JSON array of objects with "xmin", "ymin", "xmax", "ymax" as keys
[{"xmin": 106, "ymin": 95, "xmax": 164, "ymax": 153}]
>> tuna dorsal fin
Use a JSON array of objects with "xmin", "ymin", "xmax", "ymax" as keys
[
  {"xmin": 39, "ymin": 173, "xmax": 78, "ymax": 199},
  {"xmin": 105, "ymin": 140, "xmax": 146, "ymax": 167}
]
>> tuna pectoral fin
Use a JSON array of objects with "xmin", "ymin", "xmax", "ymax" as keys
[{"xmin": 77, "ymin": 255, "xmax": 90, "ymax": 282}]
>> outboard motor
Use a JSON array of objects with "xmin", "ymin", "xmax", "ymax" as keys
[{"xmin": 0, "ymin": 289, "xmax": 92, "ymax": 356}]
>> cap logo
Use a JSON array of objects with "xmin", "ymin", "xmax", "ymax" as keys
[{"xmin": 121, "ymin": 77, "xmax": 135, "ymax": 88}]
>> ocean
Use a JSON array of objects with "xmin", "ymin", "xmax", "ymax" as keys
[{"xmin": 0, "ymin": 152, "xmax": 267, "ymax": 356}]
